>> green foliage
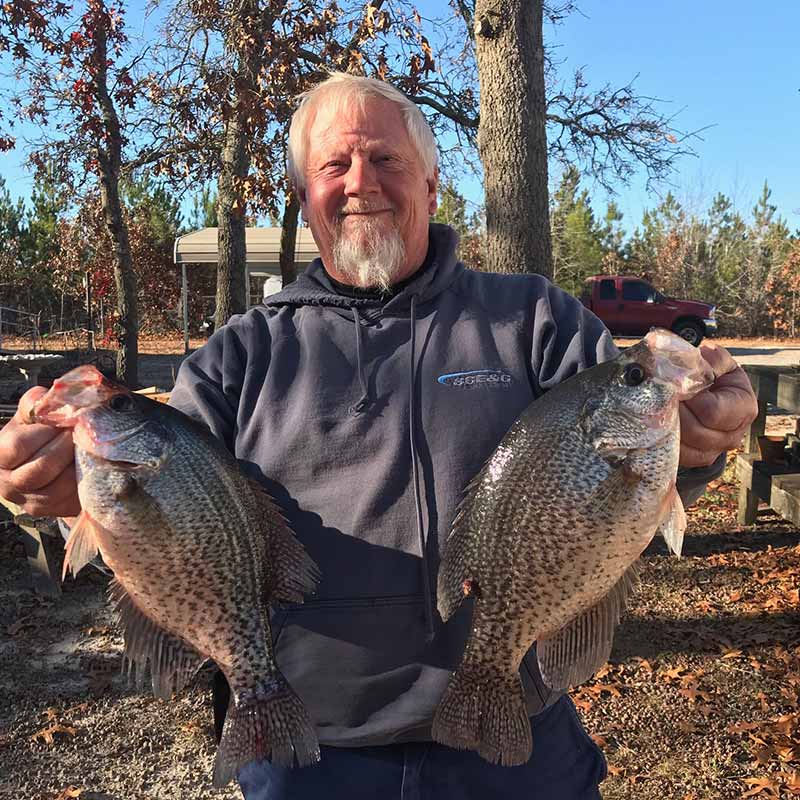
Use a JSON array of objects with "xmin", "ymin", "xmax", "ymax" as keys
[
  {"xmin": 550, "ymin": 167, "xmax": 605, "ymax": 294},
  {"xmin": 122, "ymin": 176, "xmax": 183, "ymax": 247},
  {"xmin": 433, "ymin": 180, "xmax": 485, "ymax": 269},
  {"xmin": 544, "ymin": 171, "xmax": 796, "ymax": 336},
  {"xmin": 434, "ymin": 181, "xmax": 470, "ymax": 236},
  {"xmin": 189, "ymin": 185, "xmax": 219, "ymax": 230}
]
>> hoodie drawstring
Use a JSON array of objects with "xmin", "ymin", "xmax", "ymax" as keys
[
  {"xmin": 349, "ymin": 307, "xmax": 370, "ymax": 415},
  {"xmin": 408, "ymin": 295, "xmax": 436, "ymax": 640}
]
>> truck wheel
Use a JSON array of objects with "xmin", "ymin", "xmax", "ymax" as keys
[{"xmin": 673, "ymin": 321, "xmax": 704, "ymax": 346}]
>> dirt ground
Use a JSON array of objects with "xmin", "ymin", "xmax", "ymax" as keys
[{"xmin": 0, "ymin": 336, "xmax": 798, "ymax": 799}]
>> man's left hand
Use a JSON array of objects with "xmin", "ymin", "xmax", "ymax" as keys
[{"xmin": 679, "ymin": 342, "xmax": 758, "ymax": 468}]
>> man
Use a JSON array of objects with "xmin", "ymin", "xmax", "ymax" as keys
[{"xmin": 0, "ymin": 73, "xmax": 757, "ymax": 799}]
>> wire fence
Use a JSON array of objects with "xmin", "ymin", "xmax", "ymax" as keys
[{"xmin": 0, "ymin": 305, "xmax": 98, "ymax": 352}]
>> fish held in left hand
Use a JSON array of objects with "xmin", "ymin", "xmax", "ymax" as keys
[
  {"xmin": 31, "ymin": 365, "xmax": 321, "ymax": 787},
  {"xmin": 432, "ymin": 329, "xmax": 715, "ymax": 767}
]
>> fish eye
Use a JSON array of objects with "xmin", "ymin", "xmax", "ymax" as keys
[
  {"xmin": 109, "ymin": 394, "xmax": 134, "ymax": 412},
  {"xmin": 622, "ymin": 363, "xmax": 646, "ymax": 387}
]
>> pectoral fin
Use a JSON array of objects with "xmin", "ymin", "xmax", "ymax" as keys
[
  {"xmin": 588, "ymin": 457, "xmax": 643, "ymax": 519},
  {"xmin": 536, "ymin": 564, "xmax": 639, "ymax": 690},
  {"xmin": 657, "ymin": 485, "xmax": 686, "ymax": 557},
  {"xmin": 62, "ymin": 510, "xmax": 104, "ymax": 580}
]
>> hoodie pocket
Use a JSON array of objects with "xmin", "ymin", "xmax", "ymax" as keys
[{"xmin": 269, "ymin": 595, "xmax": 462, "ymax": 742}]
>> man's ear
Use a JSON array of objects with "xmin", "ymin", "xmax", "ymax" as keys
[{"xmin": 427, "ymin": 167, "xmax": 439, "ymax": 215}]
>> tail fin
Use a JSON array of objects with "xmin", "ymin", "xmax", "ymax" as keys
[
  {"xmin": 432, "ymin": 664, "xmax": 532, "ymax": 767},
  {"xmin": 212, "ymin": 675, "xmax": 320, "ymax": 788}
]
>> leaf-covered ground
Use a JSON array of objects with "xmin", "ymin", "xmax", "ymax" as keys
[
  {"xmin": 0, "ymin": 405, "xmax": 797, "ymax": 798},
  {"xmin": 575, "ymin": 438, "xmax": 800, "ymax": 799}
]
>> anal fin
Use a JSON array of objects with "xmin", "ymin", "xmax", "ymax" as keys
[
  {"xmin": 109, "ymin": 579, "xmax": 205, "ymax": 699},
  {"xmin": 536, "ymin": 563, "xmax": 639, "ymax": 690}
]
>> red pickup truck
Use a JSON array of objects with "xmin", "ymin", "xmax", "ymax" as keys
[{"xmin": 579, "ymin": 275, "xmax": 717, "ymax": 346}]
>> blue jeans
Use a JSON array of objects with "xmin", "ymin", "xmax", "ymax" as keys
[{"xmin": 237, "ymin": 695, "xmax": 607, "ymax": 799}]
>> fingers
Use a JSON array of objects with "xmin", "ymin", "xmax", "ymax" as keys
[
  {"xmin": 685, "ymin": 381, "xmax": 758, "ymax": 432},
  {"xmin": 679, "ymin": 401, "xmax": 753, "ymax": 468},
  {"xmin": 0, "ymin": 385, "xmax": 80, "ymax": 518},
  {"xmin": 17, "ymin": 385, "xmax": 49, "ymax": 422},
  {"xmin": 681, "ymin": 345, "xmax": 758, "ymax": 434},
  {"xmin": 2, "ymin": 430, "xmax": 75, "ymax": 492},
  {"xmin": 7, "ymin": 465, "xmax": 82, "ymax": 518},
  {"xmin": 698, "ymin": 341, "xmax": 739, "ymax": 380},
  {"xmin": 0, "ymin": 384, "xmax": 67, "ymax": 472}
]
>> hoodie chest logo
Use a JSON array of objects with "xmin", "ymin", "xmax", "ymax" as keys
[{"xmin": 437, "ymin": 369, "xmax": 513, "ymax": 389}]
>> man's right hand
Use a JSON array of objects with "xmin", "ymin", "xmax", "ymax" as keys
[{"xmin": 0, "ymin": 386, "xmax": 80, "ymax": 518}]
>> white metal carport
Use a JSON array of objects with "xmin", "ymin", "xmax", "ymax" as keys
[{"xmin": 173, "ymin": 227, "xmax": 320, "ymax": 352}]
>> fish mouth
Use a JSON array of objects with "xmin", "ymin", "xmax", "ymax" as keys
[{"xmin": 643, "ymin": 329, "xmax": 715, "ymax": 400}]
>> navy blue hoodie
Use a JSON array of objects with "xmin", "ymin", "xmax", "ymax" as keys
[{"xmin": 169, "ymin": 223, "xmax": 723, "ymax": 746}]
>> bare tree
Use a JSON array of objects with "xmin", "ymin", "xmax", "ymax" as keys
[
  {"xmin": 140, "ymin": 1, "xmax": 481, "ymax": 324},
  {"xmin": 445, "ymin": 1, "xmax": 699, "ymax": 278},
  {"xmin": 1, "ymin": 0, "xmax": 142, "ymax": 385}
]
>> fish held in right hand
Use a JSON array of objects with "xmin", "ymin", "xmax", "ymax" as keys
[{"xmin": 432, "ymin": 329, "xmax": 714, "ymax": 768}]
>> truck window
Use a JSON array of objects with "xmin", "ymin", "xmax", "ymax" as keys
[
  {"xmin": 598, "ymin": 279, "xmax": 616, "ymax": 300},
  {"xmin": 622, "ymin": 280, "xmax": 654, "ymax": 302}
]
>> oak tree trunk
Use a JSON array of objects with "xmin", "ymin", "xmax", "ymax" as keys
[
  {"xmin": 215, "ymin": 112, "xmax": 250, "ymax": 329},
  {"xmin": 474, "ymin": 0, "xmax": 552, "ymax": 278},
  {"xmin": 93, "ymin": 26, "xmax": 138, "ymax": 386},
  {"xmin": 279, "ymin": 189, "xmax": 300, "ymax": 287}
]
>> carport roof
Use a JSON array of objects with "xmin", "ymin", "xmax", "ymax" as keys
[{"xmin": 173, "ymin": 226, "xmax": 320, "ymax": 273}]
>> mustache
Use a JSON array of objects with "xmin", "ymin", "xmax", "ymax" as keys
[{"xmin": 338, "ymin": 202, "xmax": 395, "ymax": 217}]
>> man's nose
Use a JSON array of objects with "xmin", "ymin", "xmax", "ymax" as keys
[{"xmin": 344, "ymin": 156, "xmax": 380, "ymax": 197}]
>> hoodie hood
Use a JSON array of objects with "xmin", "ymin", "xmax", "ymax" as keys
[{"xmin": 263, "ymin": 223, "xmax": 463, "ymax": 320}]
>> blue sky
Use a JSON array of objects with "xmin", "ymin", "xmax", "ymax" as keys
[
  {"xmin": 2, "ymin": 1, "xmax": 798, "ymax": 236},
  {"xmin": 542, "ymin": 0, "xmax": 800, "ymax": 232}
]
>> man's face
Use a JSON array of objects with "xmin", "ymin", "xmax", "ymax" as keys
[{"xmin": 299, "ymin": 96, "xmax": 438, "ymax": 289}]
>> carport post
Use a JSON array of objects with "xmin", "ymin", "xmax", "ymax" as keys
[{"xmin": 182, "ymin": 261, "xmax": 189, "ymax": 355}]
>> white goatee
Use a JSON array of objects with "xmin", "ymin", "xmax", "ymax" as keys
[{"xmin": 332, "ymin": 213, "xmax": 406, "ymax": 292}]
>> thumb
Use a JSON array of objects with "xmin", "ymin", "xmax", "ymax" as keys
[{"xmin": 16, "ymin": 385, "xmax": 49, "ymax": 424}]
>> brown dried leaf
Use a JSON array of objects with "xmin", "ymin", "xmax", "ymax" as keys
[
  {"xmin": 54, "ymin": 788, "xmax": 83, "ymax": 800},
  {"xmin": 742, "ymin": 776, "xmax": 781, "ymax": 798},
  {"xmin": 31, "ymin": 722, "xmax": 78, "ymax": 746},
  {"xmin": 728, "ymin": 720, "xmax": 762, "ymax": 734},
  {"xmin": 590, "ymin": 733, "xmax": 608, "ymax": 748}
]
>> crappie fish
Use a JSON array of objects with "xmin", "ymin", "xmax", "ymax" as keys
[
  {"xmin": 432, "ymin": 329, "xmax": 715, "ymax": 766},
  {"xmin": 31, "ymin": 365, "xmax": 321, "ymax": 786}
]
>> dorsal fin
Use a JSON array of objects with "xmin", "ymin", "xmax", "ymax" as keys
[{"xmin": 248, "ymin": 479, "xmax": 320, "ymax": 604}]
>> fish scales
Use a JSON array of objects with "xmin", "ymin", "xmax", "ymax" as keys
[
  {"xmin": 433, "ymin": 330, "xmax": 714, "ymax": 767},
  {"xmin": 32, "ymin": 365, "xmax": 321, "ymax": 787}
]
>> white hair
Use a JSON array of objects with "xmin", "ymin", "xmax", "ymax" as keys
[{"xmin": 287, "ymin": 72, "xmax": 438, "ymax": 190}]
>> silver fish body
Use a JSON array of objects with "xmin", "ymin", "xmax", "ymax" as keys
[
  {"xmin": 33, "ymin": 366, "xmax": 321, "ymax": 786},
  {"xmin": 432, "ymin": 330, "xmax": 714, "ymax": 766}
]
